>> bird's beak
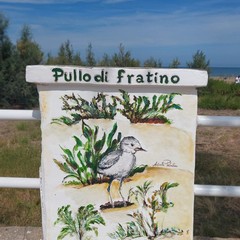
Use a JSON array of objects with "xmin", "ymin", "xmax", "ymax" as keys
[{"xmin": 135, "ymin": 147, "xmax": 146, "ymax": 152}]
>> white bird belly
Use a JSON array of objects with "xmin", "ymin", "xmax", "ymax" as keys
[{"xmin": 102, "ymin": 152, "xmax": 136, "ymax": 179}]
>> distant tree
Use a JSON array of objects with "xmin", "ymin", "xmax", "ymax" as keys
[
  {"xmin": 17, "ymin": 25, "xmax": 43, "ymax": 65},
  {"xmin": 169, "ymin": 57, "xmax": 180, "ymax": 68},
  {"xmin": 85, "ymin": 43, "xmax": 96, "ymax": 66},
  {"xmin": 0, "ymin": 12, "xmax": 12, "ymax": 66},
  {"xmin": 111, "ymin": 43, "xmax": 140, "ymax": 67},
  {"xmin": 10, "ymin": 25, "xmax": 43, "ymax": 107},
  {"xmin": 98, "ymin": 53, "xmax": 111, "ymax": 66},
  {"xmin": 72, "ymin": 51, "xmax": 82, "ymax": 65},
  {"xmin": 45, "ymin": 53, "xmax": 54, "ymax": 64},
  {"xmin": 0, "ymin": 12, "xmax": 8, "ymax": 38},
  {"xmin": 0, "ymin": 22, "xmax": 43, "ymax": 108},
  {"xmin": 0, "ymin": 13, "xmax": 16, "ymax": 107},
  {"xmin": 47, "ymin": 40, "xmax": 83, "ymax": 65},
  {"xmin": 187, "ymin": 50, "xmax": 210, "ymax": 73},
  {"xmin": 143, "ymin": 57, "xmax": 162, "ymax": 68},
  {"xmin": 58, "ymin": 40, "xmax": 73, "ymax": 64}
]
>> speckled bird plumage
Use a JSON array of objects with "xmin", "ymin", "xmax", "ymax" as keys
[{"xmin": 97, "ymin": 136, "xmax": 145, "ymax": 207}]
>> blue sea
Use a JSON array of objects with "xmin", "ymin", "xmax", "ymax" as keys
[{"xmin": 210, "ymin": 67, "xmax": 240, "ymax": 77}]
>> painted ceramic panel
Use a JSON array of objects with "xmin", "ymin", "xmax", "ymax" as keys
[{"xmin": 26, "ymin": 66, "xmax": 208, "ymax": 240}]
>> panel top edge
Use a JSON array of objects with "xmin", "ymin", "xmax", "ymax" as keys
[{"xmin": 26, "ymin": 65, "xmax": 208, "ymax": 87}]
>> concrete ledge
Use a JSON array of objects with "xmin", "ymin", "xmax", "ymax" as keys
[{"xmin": 0, "ymin": 227, "xmax": 239, "ymax": 240}]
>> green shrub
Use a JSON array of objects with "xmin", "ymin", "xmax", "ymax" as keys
[{"xmin": 198, "ymin": 79, "xmax": 240, "ymax": 109}]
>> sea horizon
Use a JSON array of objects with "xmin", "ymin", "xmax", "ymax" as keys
[{"xmin": 209, "ymin": 67, "xmax": 240, "ymax": 77}]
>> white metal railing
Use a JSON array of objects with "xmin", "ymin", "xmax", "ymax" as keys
[
  {"xmin": 0, "ymin": 109, "xmax": 240, "ymax": 198},
  {"xmin": 0, "ymin": 177, "xmax": 40, "ymax": 189},
  {"xmin": 0, "ymin": 109, "xmax": 40, "ymax": 120},
  {"xmin": 1, "ymin": 109, "xmax": 240, "ymax": 127}
]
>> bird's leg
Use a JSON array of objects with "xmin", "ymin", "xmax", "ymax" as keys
[
  {"xmin": 119, "ymin": 178, "xmax": 126, "ymax": 207},
  {"xmin": 107, "ymin": 177, "xmax": 114, "ymax": 208}
]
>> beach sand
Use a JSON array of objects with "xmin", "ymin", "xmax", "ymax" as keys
[{"xmin": 210, "ymin": 76, "xmax": 236, "ymax": 83}]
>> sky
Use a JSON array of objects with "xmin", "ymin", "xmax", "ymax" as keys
[{"xmin": 1, "ymin": 0, "xmax": 240, "ymax": 67}]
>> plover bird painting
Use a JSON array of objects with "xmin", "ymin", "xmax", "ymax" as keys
[{"xmin": 97, "ymin": 136, "xmax": 146, "ymax": 207}]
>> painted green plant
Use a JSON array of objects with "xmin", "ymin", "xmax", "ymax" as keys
[
  {"xmin": 113, "ymin": 90, "xmax": 183, "ymax": 124},
  {"xmin": 54, "ymin": 121, "xmax": 121, "ymax": 185},
  {"xmin": 109, "ymin": 181, "xmax": 183, "ymax": 239},
  {"xmin": 52, "ymin": 90, "xmax": 182, "ymax": 125},
  {"xmin": 55, "ymin": 204, "xmax": 105, "ymax": 240},
  {"xmin": 52, "ymin": 93, "xmax": 117, "ymax": 125},
  {"xmin": 54, "ymin": 121, "xmax": 147, "ymax": 185}
]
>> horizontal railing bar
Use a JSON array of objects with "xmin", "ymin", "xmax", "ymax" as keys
[
  {"xmin": 0, "ymin": 177, "xmax": 40, "ymax": 189},
  {"xmin": 0, "ymin": 177, "xmax": 239, "ymax": 197},
  {"xmin": 0, "ymin": 110, "xmax": 240, "ymax": 127},
  {"xmin": 0, "ymin": 109, "xmax": 40, "ymax": 120},
  {"xmin": 194, "ymin": 184, "xmax": 240, "ymax": 197},
  {"xmin": 198, "ymin": 115, "xmax": 240, "ymax": 127}
]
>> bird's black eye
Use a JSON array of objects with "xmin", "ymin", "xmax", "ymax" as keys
[{"xmin": 131, "ymin": 143, "xmax": 134, "ymax": 147}]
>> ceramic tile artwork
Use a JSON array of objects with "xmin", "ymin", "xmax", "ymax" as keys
[{"xmin": 26, "ymin": 66, "xmax": 208, "ymax": 240}]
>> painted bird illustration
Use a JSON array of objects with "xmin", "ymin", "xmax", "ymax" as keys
[{"xmin": 97, "ymin": 136, "xmax": 146, "ymax": 207}]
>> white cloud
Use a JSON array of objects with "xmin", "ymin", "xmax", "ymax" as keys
[
  {"xmin": 3, "ymin": 0, "xmax": 240, "ymax": 65},
  {"xmin": 0, "ymin": 0, "xmax": 133, "ymax": 3},
  {"xmin": 29, "ymin": 10, "xmax": 240, "ymax": 64},
  {"xmin": 103, "ymin": 0, "xmax": 134, "ymax": 4},
  {"xmin": 51, "ymin": 10, "xmax": 240, "ymax": 47},
  {"xmin": 6, "ymin": 2, "xmax": 240, "ymax": 48},
  {"xmin": 0, "ymin": 0, "xmax": 88, "ymax": 4},
  {"xmin": 21, "ymin": 8, "xmax": 238, "ymax": 57}
]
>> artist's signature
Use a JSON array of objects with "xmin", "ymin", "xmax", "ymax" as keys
[{"xmin": 153, "ymin": 160, "xmax": 178, "ymax": 168}]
